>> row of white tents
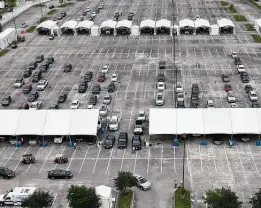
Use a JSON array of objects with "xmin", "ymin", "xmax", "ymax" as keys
[
  {"xmin": 37, "ymin": 18, "xmax": 235, "ymax": 36},
  {"xmin": 255, "ymin": 18, "xmax": 261, "ymax": 34}
]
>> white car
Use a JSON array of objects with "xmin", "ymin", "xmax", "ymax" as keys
[
  {"xmin": 91, "ymin": 12, "xmax": 96, "ymax": 17},
  {"xmin": 29, "ymin": 101, "xmax": 42, "ymax": 110},
  {"xmin": 206, "ymin": 100, "xmax": 215, "ymax": 108},
  {"xmin": 13, "ymin": 78, "xmax": 24, "ymax": 88},
  {"xmin": 54, "ymin": 136, "xmax": 65, "ymax": 144},
  {"xmin": 177, "ymin": 93, "xmax": 184, "ymax": 102},
  {"xmin": 71, "ymin": 100, "xmax": 80, "ymax": 109},
  {"xmin": 227, "ymin": 91, "xmax": 236, "ymax": 103},
  {"xmin": 133, "ymin": 173, "xmax": 151, "ymax": 191},
  {"xmin": 230, "ymin": 103, "xmax": 237, "ymax": 108},
  {"xmin": 176, "ymin": 82, "xmax": 183, "ymax": 93},
  {"xmin": 101, "ymin": 65, "xmax": 109, "ymax": 73},
  {"xmin": 137, "ymin": 110, "xmax": 146, "ymax": 121},
  {"xmin": 108, "ymin": 116, "xmax": 119, "ymax": 131},
  {"xmin": 156, "ymin": 82, "xmax": 165, "ymax": 91},
  {"xmin": 87, "ymin": 104, "xmax": 94, "ymax": 109},
  {"xmin": 194, "ymin": 15, "xmax": 200, "ymax": 20},
  {"xmin": 85, "ymin": 7, "xmax": 91, "ymax": 12},
  {"xmin": 99, "ymin": 105, "xmax": 108, "ymax": 117},
  {"xmin": 37, "ymin": 79, "xmax": 48, "ymax": 91},
  {"xmin": 111, "ymin": 74, "xmax": 118, "ymax": 82},
  {"xmin": 237, "ymin": 64, "xmax": 245, "ymax": 74},
  {"xmin": 249, "ymin": 90, "xmax": 258, "ymax": 101},
  {"xmin": 231, "ymin": 52, "xmax": 237, "ymax": 59},
  {"xmin": 156, "ymin": 92, "xmax": 164, "ymax": 106},
  {"xmin": 21, "ymin": 23, "xmax": 27, "ymax": 28}
]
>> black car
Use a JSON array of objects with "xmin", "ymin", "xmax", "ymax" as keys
[
  {"xmin": 191, "ymin": 96, "xmax": 199, "ymax": 105},
  {"xmin": 82, "ymin": 11, "xmax": 87, "ymax": 16},
  {"xmin": 78, "ymin": 82, "xmax": 87, "ymax": 93},
  {"xmin": 222, "ymin": 74, "xmax": 230, "ymax": 82},
  {"xmin": 1, "ymin": 96, "xmax": 11, "ymax": 106},
  {"xmin": 35, "ymin": 54, "xmax": 44, "ymax": 63},
  {"xmin": 241, "ymin": 72, "xmax": 249, "ymax": 83},
  {"xmin": 47, "ymin": 56, "xmax": 54, "ymax": 64},
  {"xmin": 23, "ymin": 68, "xmax": 32, "ymax": 78},
  {"xmin": 234, "ymin": 57, "xmax": 242, "ymax": 65},
  {"xmin": 132, "ymin": 135, "xmax": 141, "ymax": 150},
  {"xmin": 48, "ymin": 169, "xmax": 73, "ymax": 179},
  {"xmin": 92, "ymin": 83, "xmax": 101, "ymax": 94},
  {"xmin": 22, "ymin": 84, "xmax": 32, "ymax": 94},
  {"xmin": 0, "ymin": 167, "xmax": 15, "ymax": 179},
  {"xmin": 18, "ymin": 102, "xmax": 29, "ymax": 109},
  {"xmin": 32, "ymin": 70, "xmax": 42, "ymax": 82},
  {"xmin": 58, "ymin": 93, "xmax": 67, "ymax": 103},
  {"xmin": 6, "ymin": 7, "xmax": 13, "ymax": 12},
  {"xmin": 107, "ymin": 82, "xmax": 116, "ymax": 93},
  {"xmin": 39, "ymin": 63, "xmax": 49, "ymax": 72},
  {"xmin": 28, "ymin": 61, "xmax": 37, "ymax": 70},
  {"xmin": 114, "ymin": 12, "xmax": 119, "ymax": 17},
  {"xmin": 11, "ymin": 42, "xmax": 17, "ymax": 49},
  {"xmin": 117, "ymin": 132, "xmax": 128, "ymax": 149},
  {"xmin": 159, "ymin": 60, "xmax": 165, "ymax": 69},
  {"xmin": 157, "ymin": 72, "xmax": 165, "ymax": 82},
  {"xmin": 84, "ymin": 71, "xmax": 93, "ymax": 82},
  {"xmin": 252, "ymin": 101, "xmax": 261, "ymax": 108},
  {"xmin": 61, "ymin": 11, "xmax": 66, "ymax": 17},
  {"xmin": 245, "ymin": 85, "xmax": 253, "ymax": 93},
  {"xmin": 128, "ymin": 14, "xmax": 133, "ymax": 20},
  {"xmin": 64, "ymin": 63, "xmax": 72, "ymax": 72},
  {"xmin": 48, "ymin": 103, "xmax": 59, "ymax": 109},
  {"xmin": 28, "ymin": 89, "xmax": 39, "ymax": 102},
  {"xmin": 49, "ymin": 5, "xmax": 54, "ymax": 9},
  {"xmin": 89, "ymin": 94, "xmax": 97, "ymax": 105},
  {"xmin": 103, "ymin": 135, "xmax": 115, "ymax": 149}
]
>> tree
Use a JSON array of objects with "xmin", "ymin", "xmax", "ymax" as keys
[
  {"xmin": 113, "ymin": 171, "xmax": 137, "ymax": 195},
  {"xmin": 21, "ymin": 190, "xmax": 54, "ymax": 208},
  {"xmin": 250, "ymin": 188, "xmax": 261, "ymax": 208},
  {"xmin": 59, "ymin": 0, "xmax": 64, "ymax": 5},
  {"xmin": 67, "ymin": 185, "xmax": 101, "ymax": 208},
  {"xmin": 203, "ymin": 187, "xmax": 242, "ymax": 208}
]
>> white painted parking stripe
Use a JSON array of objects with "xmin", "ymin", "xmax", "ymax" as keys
[
  {"xmin": 198, "ymin": 145, "xmax": 203, "ymax": 173},
  {"xmin": 92, "ymin": 147, "xmax": 101, "ymax": 173},
  {"xmin": 3, "ymin": 148, "xmax": 17, "ymax": 167},
  {"xmin": 147, "ymin": 147, "xmax": 150, "ymax": 174},
  {"xmin": 236, "ymin": 145, "xmax": 245, "ymax": 173},
  {"xmin": 161, "ymin": 145, "xmax": 163, "ymax": 173},
  {"xmin": 248, "ymin": 145, "xmax": 259, "ymax": 172},
  {"xmin": 26, "ymin": 147, "xmax": 41, "ymax": 173},
  {"xmin": 39, "ymin": 146, "xmax": 54, "ymax": 173},
  {"xmin": 79, "ymin": 146, "xmax": 90, "ymax": 173},
  {"xmin": 51, "ymin": 193, "xmax": 58, "ymax": 208},
  {"xmin": 223, "ymin": 146, "xmax": 232, "ymax": 175},
  {"xmin": 133, "ymin": 151, "xmax": 137, "ymax": 173},
  {"xmin": 67, "ymin": 147, "xmax": 77, "ymax": 171},
  {"xmin": 124, "ymin": 80, "xmax": 130, "ymax": 99},
  {"xmin": 0, "ymin": 146, "xmax": 6, "ymax": 155},
  {"xmin": 106, "ymin": 148, "xmax": 113, "ymax": 174},
  {"xmin": 210, "ymin": 145, "xmax": 217, "ymax": 173}
]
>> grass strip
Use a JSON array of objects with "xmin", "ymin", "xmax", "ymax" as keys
[
  {"xmin": 47, "ymin": 9, "xmax": 56, "ymax": 15},
  {"xmin": 175, "ymin": 189, "xmax": 191, "ymax": 208},
  {"xmin": 249, "ymin": 0, "xmax": 261, "ymax": 9},
  {"xmin": 220, "ymin": 1, "xmax": 230, "ymax": 6},
  {"xmin": 252, "ymin": 35, "xmax": 261, "ymax": 43},
  {"xmin": 245, "ymin": 24, "xmax": 255, "ymax": 31},
  {"xmin": 234, "ymin": 15, "xmax": 247, "ymax": 21},
  {"xmin": 26, "ymin": 25, "xmax": 36, "ymax": 32},
  {"xmin": 0, "ymin": 49, "xmax": 9, "ymax": 57},
  {"xmin": 117, "ymin": 190, "xmax": 133, "ymax": 208}
]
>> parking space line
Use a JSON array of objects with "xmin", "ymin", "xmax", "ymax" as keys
[
  {"xmin": 236, "ymin": 145, "xmax": 245, "ymax": 173},
  {"xmin": 124, "ymin": 80, "xmax": 130, "ymax": 99},
  {"xmin": 92, "ymin": 147, "xmax": 101, "ymax": 173},
  {"xmin": 13, "ymin": 146, "xmax": 30, "ymax": 171},
  {"xmin": 3, "ymin": 148, "xmax": 17, "ymax": 167},
  {"xmin": 39, "ymin": 146, "xmax": 54, "ymax": 173},
  {"xmin": 199, "ymin": 145, "xmax": 203, "ymax": 173},
  {"xmin": 51, "ymin": 193, "xmax": 58, "ymax": 208},
  {"xmin": 79, "ymin": 146, "xmax": 90, "ymax": 173},
  {"xmin": 161, "ymin": 145, "xmax": 163, "ymax": 173},
  {"xmin": 26, "ymin": 147, "xmax": 41, "ymax": 173},
  {"xmin": 0, "ymin": 146, "xmax": 6, "ymax": 155},
  {"xmin": 133, "ymin": 151, "xmax": 137, "ymax": 173},
  {"xmin": 248, "ymin": 145, "xmax": 259, "ymax": 173},
  {"xmin": 106, "ymin": 148, "xmax": 114, "ymax": 174},
  {"xmin": 210, "ymin": 145, "xmax": 217, "ymax": 173},
  {"xmin": 147, "ymin": 147, "xmax": 150, "ymax": 174},
  {"xmin": 128, "ymin": 108, "xmax": 133, "ymax": 130},
  {"xmin": 223, "ymin": 146, "xmax": 232, "ymax": 175},
  {"xmin": 67, "ymin": 147, "xmax": 77, "ymax": 171},
  {"xmin": 120, "ymin": 149, "xmax": 125, "ymax": 171}
]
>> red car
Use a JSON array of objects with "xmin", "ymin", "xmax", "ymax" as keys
[
  {"xmin": 98, "ymin": 73, "xmax": 105, "ymax": 82},
  {"xmin": 224, "ymin": 84, "xmax": 232, "ymax": 92}
]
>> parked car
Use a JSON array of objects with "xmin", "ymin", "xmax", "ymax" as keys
[
  {"xmin": 28, "ymin": 61, "xmax": 37, "ymax": 70},
  {"xmin": 101, "ymin": 65, "xmax": 109, "ymax": 73},
  {"xmin": 46, "ymin": 56, "xmax": 54, "ymax": 64},
  {"xmin": 230, "ymin": 103, "xmax": 238, "ymax": 108},
  {"xmin": 155, "ymin": 92, "xmax": 164, "ymax": 106},
  {"xmin": 157, "ymin": 72, "xmax": 165, "ymax": 82},
  {"xmin": 84, "ymin": 71, "xmax": 93, "ymax": 82},
  {"xmin": 92, "ymin": 83, "xmax": 101, "ymax": 94},
  {"xmin": 78, "ymin": 82, "xmax": 87, "ymax": 93},
  {"xmin": 48, "ymin": 169, "xmax": 73, "ymax": 179},
  {"xmin": 231, "ymin": 52, "xmax": 237, "ymax": 59},
  {"xmin": 245, "ymin": 85, "xmax": 253, "ymax": 94},
  {"xmin": 103, "ymin": 135, "xmax": 115, "ymax": 149},
  {"xmin": 133, "ymin": 174, "xmax": 151, "ymax": 190},
  {"xmin": 206, "ymin": 100, "xmax": 215, "ymax": 108},
  {"xmin": 237, "ymin": 64, "xmax": 245, "ymax": 74},
  {"xmin": 32, "ymin": 70, "xmax": 42, "ymax": 82},
  {"xmin": 117, "ymin": 132, "xmax": 128, "ymax": 149},
  {"xmin": 21, "ymin": 23, "xmax": 27, "ymax": 28},
  {"xmin": 28, "ymin": 89, "xmax": 39, "ymax": 102},
  {"xmin": 159, "ymin": 60, "xmax": 165, "ymax": 69},
  {"xmin": 224, "ymin": 84, "xmax": 232, "ymax": 92},
  {"xmin": 108, "ymin": 116, "xmax": 119, "ymax": 131},
  {"xmin": 29, "ymin": 101, "xmax": 42, "ymax": 109},
  {"xmin": 252, "ymin": 101, "xmax": 261, "ymax": 108},
  {"xmin": 176, "ymin": 82, "xmax": 183, "ymax": 93},
  {"xmin": 22, "ymin": 84, "xmax": 32, "ymax": 94},
  {"xmin": 111, "ymin": 74, "xmax": 118, "ymax": 82},
  {"xmin": 37, "ymin": 79, "xmax": 48, "ymax": 91},
  {"xmin": 177, "ymin": 93, "xmax": 184, "ymax": 102},
  {"xmin": 35, "ymin": 54, "xmax": 44, "ymax": 63},
  {"xmin": 227, "ymin": 91, "xmax": 236, "ymax": 103},
  {"xmin": 249, "ymin": 91, "xmax": 258, "ymax": 101},
  {"xmin": 103, "ymin": 94, "xmax": 112, "ymax": 105},
  {"xmin": 132, "ymin": 135, "xmax": 141, "ymax": 150},
  {"xmin": 64, "ymin": 63, "xmax": 72, "ymax": 72},
  {"xmin": 99, "ymin": 105, "xmax": 108, "ymax": 117},
  {"xmin": 1, "ymin": 96, "xmax": 11, "ymax": 106},
  {"xmin": 0, "ymin": 167, "xmax": 15, "ymax": 179},
  {"xmin": 234, "ymin": 57, "xmax": 242, "ymax": 65},
  {"xmin": 222, "ymin": 74, "xmax": 230, "ymax": 82},
  {"xmin": 13, "ymin": 78, "xmax": 24, "ymax": 88},
  {"xmin": 11, "ymin": 41, "xmax": 17, "ymax": 49},
  {"xmin": 71, "ymin": 100, "xmax": 80, "ymax": 109},
  {"xmin": 98, "ymin": 72, "xmax": 105, "ymax": 82},
  {"xmin": 108, "ymin": 82, "xmax": 116, "ymax": 93},
  {"xmin": 89, "ymin": 95, "xmax": 97, "ymax": 105},
  {"xmin": 48, "ymin": 102, "xmax": 59, "ymax": 109},
  {"xmin": 137, "ymin": 110, "xmax": 146, "ymax": 121},
  {"xmin": 18, "ymin": 102, "xmax": 29, "ymax": 109},
  {"xmin": 23, "ymin": 68, "xmax": 32, "ymax": 78},
  {"xmin": 241, "ymin": 72, "xmax": 249, "ymax": 83},
  {"xmin": 58, "ymin": 93, "xmax": 67, "ymax": 103},
  {"xmin": 156, "ymin": 82, "xmax": 165, "ymax": 91}
]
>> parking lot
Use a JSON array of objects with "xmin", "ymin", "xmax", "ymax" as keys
[{"xmin": 1, "ymin": 0, "xmax": 261, "ymax": 206}]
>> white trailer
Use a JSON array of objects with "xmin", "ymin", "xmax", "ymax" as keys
[
  {"xmin": 0, "ymin": 2, "xmax": 5, "ymax": 9},
  {"xmin": 0, "ymin": 187, "xmax": 36, "ymax": 206},
  {"xmin": 0, "ymin": 28, "xmax": 17, "ymax": 49}
]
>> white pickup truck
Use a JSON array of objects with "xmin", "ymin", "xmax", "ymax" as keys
[{"xmin": 237, "ymin": 64, "xmax": 245, "ymax": 74}]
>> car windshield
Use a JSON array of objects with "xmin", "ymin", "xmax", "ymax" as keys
[
  {"xmin": 110, "ymin": 120, "xmax": 117, "ymax": 124},
  {"xmin": 101, "ymin": 106, "xmax": 106, "ymax": 111},
  {"xmin": 2, "ymin": 98, "xmax": 8, "ymax": 101},
  {"xmin": 178, "ymin": 94, "xmax": 183, "ymax": 98},
  {"xmin": 30, "ymin": 103, "xmax": 38, "ymax": 108},
  {"xmin": 15, "ymin": 79, "xmax": 21, "ymax": 83},
  {"xmin": 139, "ymin": 113, "xmax": 144, "ymax": 117},
  {"xmin": 157, "ymin": 95, "xmax": 163, "ymax": 99},
  {"xmin": 72, "ymin": 102, "xmax": 78, "ymax": 105},
  {"xmin": 139, "ymin": 178, "xmax": 147, "ymax": 183},
  {"xmin": 104, "ymin": 96, "xmax": 110, "ymax": 100},
  {"xmin": 133, "ymin": 140, "xmax": 140, "ymax": 145}
]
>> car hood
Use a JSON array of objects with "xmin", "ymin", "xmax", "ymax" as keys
[
  {"xmin": 1, "ymin": 100, "xmax": 9, "ymax": 104},
  {"xmin": 141, "ymin": 181, "xmax": 151, "ymax": 188}
]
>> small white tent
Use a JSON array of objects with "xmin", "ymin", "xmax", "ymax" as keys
[
  {"xmin": 179, "ymin": 19, "xmax": 194, "ymax": 35},
  {"xmin": 255, "ymin": 18, "xmax": 261, "ymax": 34},
  {"xmin": 116, "ymin": 20, "xmax": 132, "ymax": 35},
  {"xmin": 211, "ymin": 24, "xmax": 219, "ymax": 35},
  {"xmin": 95, "ymin": 185, "xmax": 113, "ymax": 208},
  {"xmin": 131, "ymin": 25, "xmax": 139, "ymax": 36},
  {"xmin": 91, "ymin": 25, "xmax": 100, "ymax": 36},
  {"xmin": 36, "ymin": 20, "xmax": 59, "ymax": 36}
]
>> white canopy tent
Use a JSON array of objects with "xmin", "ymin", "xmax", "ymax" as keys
[
  {"xmin": 60, "ymin": 20, "xmax": 78, "ymax": 35},
  {"xmin": 217, "ymin": 18, "xmax": 235, "ymax": 28},
  {"xmin": 70, "ymin": 109, "xmax": 99, "ymax": 135},
  {"xmin": 194, "ymin": 19, "xmax": 210, "ymax": 28},
  {"xmin": 76, "ymin": 20, "xmax": 94, "ymax": 35},
  {"xmin": 91, "ymin": 25, "xmax": 100, "ymax": 36},
  {"xmin": 42, "ymin": 110, "xmax": 73, "ymax": 135},
  {"xmin": 255, "ymin": 18, "xmax": 261, "ymax": 33},
  {"xmin": 16, "ymin": 110, "xmax": 47, "ymax": 135},
  {"xmin": 116, "ymin": 20, "xmax": 132, "ymax": 29},
  {"xmin": 95, "ymin": 185, "xmax": 113, "ymax": 208},
  {"xmin": 0, "ymin": 110, "xmax": 20, "ymax": 135},
  {"xmin": 140, "ymin": 19, "xmax": 156, "ymax": 28},
  {"xmin": 131, "ymin": 25, "xmax": 139, "ymax": 36},
  {"xmin": 156, "ymin": 19, "xmax": 171, "ymax": 35},
  {"xmin": 179, "ymin": 19, "xmax": 194, "ymax": 28},
  {"xmin": 100, "ymin": 20, "xmax": 117, "ymax": 35},
  {"xmin": 36, "ymin": 20, "xmax": 59, "ymax": 36}
]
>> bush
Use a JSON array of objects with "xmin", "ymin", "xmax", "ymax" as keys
[
  {"xmin": 117, "ymin": 190, "xmax": 133, "ymax": 208},
  {"xmin": 26, "ymin": 26, "xmax": 36, "ymax": 33},
  {"xmin": 58, "ymin": 2, "xmax": 74, "ymax": 7},
  {"xmin": 234, "ymin": 15, "xmax": 247, "ymax": 21},
  {"xmin": 245, "ymin": 24, "xmax": 255, "ymax": 31},
  {"xmin": 6, "ymin": 0, "xmax": 16, "ymax": 7},
  {"xmin": 229, "ymin": 4, "xmax": 237, "ymax": 13},
  {"xmin": 0, "ymin": 49, "xmax": 9, "ymax": 57},
  {"xmin": 248, "ymin": 0, "xmax": 261, "ymax": 9},
  {"xmin": 175, "ymin": 189, "xmax": 191, "ymax": 208},
  {"xmin": 252, "ymin": 35, "xmax": 261, "ymax": 43},
  {"xmin": 220, "ymin": 1, "xmax": 230, "ymax": 6},
  {"xmin": 47, "ymin": 9, "xmax": 56, "ymax": 15}
]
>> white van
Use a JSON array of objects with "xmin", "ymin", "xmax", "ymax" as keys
[
  {"xmin": 54, "ymin": 136, "xmax": 66, "ymax": 144},
  {"xmin": 0, "ymin": 187, "xmax": 36, "ymax": 206}
]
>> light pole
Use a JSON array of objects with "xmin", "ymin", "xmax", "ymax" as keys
[{"xmin": 39, "ymin": 0, "xmax": 43, "ymax": 20}]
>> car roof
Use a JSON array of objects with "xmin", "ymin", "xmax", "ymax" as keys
[
  {"xmin": 72, "ymin": 100, "xmax": 78, "ymax": 103},
  {"xmin": 111, "ymin": 116, "xmax": 118, "ymax": 119},
  {"xmin": 139, "ymin": 110, "xmax": 145, "ymax": 114}
]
